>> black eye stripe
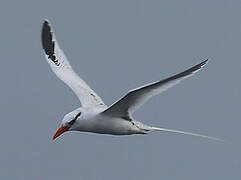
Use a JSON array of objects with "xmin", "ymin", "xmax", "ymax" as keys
[
  {"xmin": 75, "ymin": 112, "xmax": 81, "ymax": 120},
  {"xmin": 68, "ymin": 119, "xmax": 75, "ymax": 126},
  {"xmin": 68, "ymin": 112, "xmax": 81, "ymax": 126}
]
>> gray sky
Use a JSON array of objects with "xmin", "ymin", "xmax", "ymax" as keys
[{"xmin": 1, "ymin": 0, "xmax": 241, "ymax": 179}]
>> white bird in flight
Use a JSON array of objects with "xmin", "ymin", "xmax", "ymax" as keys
[{"xmin": 41, "ymin": 20, "xmax": 221, "ymax": 141}]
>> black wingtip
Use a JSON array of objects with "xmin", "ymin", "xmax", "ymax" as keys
[
  {"xmin": 198, "ymin": 59, "xmax": 209, "ymax": 69},
  {"xmin": 41, "ymin": 20, "xmax": 59, "ymax": 65},
  {"xmin": 189, "ymin": 59, "xmax": 209, "ymax": 72},
  {"xmin": 42, "ymin": 19, "xmax": 51, "ymax": 34},
  {"xmin": 202, "ymin": 59, "xmax": 209, "ymax": 65},
  {"xmin": 41, "ymin": 20, "xmax": 52, "ymax": 51},
  {"xmin": 43, "ymin": 19, "xmax": 50, "ymax": 24}
]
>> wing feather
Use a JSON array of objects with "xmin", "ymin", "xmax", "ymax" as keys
[
  {"xmin": 41, "ymin": 20, "xmax": 106, "ymax": 108},
  {"xmin": 103, "ymin": 60, "xmax": 208, "ymax": 118}
]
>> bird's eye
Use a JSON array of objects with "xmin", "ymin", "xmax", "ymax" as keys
[
  {"xmin": 68, "ymin": 119, "xmax": 76, "ymax": 126},
  {"xmin": 68, "ymin": 112, "xmax": 81, "ymax": 126}
]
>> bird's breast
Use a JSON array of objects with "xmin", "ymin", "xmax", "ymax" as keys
[{"xmin": 75, "ymin": 116, "xmax": 143, "ymax": 135}]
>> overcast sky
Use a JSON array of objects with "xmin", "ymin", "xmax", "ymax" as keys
[{"xmin": 1, "ymin": 0, "xmax": 241, "ymax": 179}]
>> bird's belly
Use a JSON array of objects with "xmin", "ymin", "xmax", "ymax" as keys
[{"xmin": 84, "ymin": 118, "xmax": 143, "ymax": 135}]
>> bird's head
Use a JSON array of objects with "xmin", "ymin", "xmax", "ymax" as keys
[{"xmin": 52, "ymin": 109, "xmax": 82, "ymax": 140}]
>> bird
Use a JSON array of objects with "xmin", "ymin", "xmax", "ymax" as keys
[{"xmin": 41, "ymin": 20, "xmax": 221, "ymax": 141}]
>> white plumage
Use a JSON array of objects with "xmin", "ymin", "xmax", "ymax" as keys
[{"xmin": 41, "ymin": 20, "xmax": 221, "ymax": 142}]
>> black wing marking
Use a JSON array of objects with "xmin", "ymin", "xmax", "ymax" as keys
[{"xmin": 41, "ymin": 20, "xmax": 60, "ymax": 66}]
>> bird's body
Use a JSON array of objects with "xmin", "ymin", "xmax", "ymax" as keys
[
  {"xmin": 41, "ymin": 20, "xmax": 221, "ymax": 142},
  {"xmin": 65, "ymin": 107, "xmax": 150, "ymax": 135},
  {"xmin": 76, "ymin": 116, "xmax": 148, "ymax": 135}
]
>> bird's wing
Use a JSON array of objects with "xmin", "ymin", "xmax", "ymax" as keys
[
  {"xmin": 41, "ymin": 20, "xmax": 106, "ymax": 108},
  {"xmin": 102, "ymin": 60, "xmax": 208, "ymax": 118}
]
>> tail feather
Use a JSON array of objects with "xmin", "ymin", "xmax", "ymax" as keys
[{"xmin": 151, "ymin": 126, "xmax": 223, "ymax": 142}]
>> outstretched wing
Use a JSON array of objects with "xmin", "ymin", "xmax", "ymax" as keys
[
  {"xmin": 103, "ymin": 60, "xmax": 208, "ymax": 118},
  {"xmin": 41, "ymin": 20, "xmax": 106, "ymax": 108}
]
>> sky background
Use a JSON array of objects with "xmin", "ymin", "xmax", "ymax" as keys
[{"xmin": 1, "ymin": 0, "xmax": 241, "ymax": 179}]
